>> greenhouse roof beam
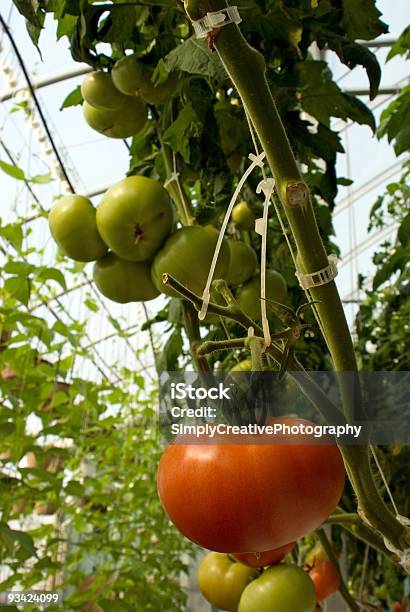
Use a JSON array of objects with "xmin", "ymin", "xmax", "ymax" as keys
[{"xmin": 0, "ymin": 66, "xmax": 92, "ymax": 102}]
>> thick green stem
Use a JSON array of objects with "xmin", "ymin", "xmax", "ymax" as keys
[
  {"xmin": 197, "ymin": 337, "xmax": 247, "ymax": 355},
  {"xmin": 340, "ymin": 445, "xmax": 407, "ymax": 551},
  {"xmin": 186, "ymin": 0, "xmax": 360, "ymax": 423},
  {"xmin": 182, "ymin": 301, "xmax": 210, "ymax": 372},
  {"xmin": 245, "ymin": 333, "xmax": 264, "ymax": 371},
  {"xmin": 325, "ymin": 513, "xmax": 395, "ymax": 561},
  {"xmin": 152, "ymin": 114, "xmax": 195, "ymax": 226}
]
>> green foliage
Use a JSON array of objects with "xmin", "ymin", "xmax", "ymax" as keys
[
  {"xmin": 0, "ymin": 216, "xmax": 193, "ymax": 610},
  {"xmin": 356, "ymin": 160, "xmax": 410, "ymax": 370},
  {"xmin": 60, "ymin": 85, "xmax": 83, "ymax": 110}
]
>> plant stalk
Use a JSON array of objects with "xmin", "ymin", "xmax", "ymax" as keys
[
  {"xmin": 182, "ymin": 300, "xmax": 210, "ymax": 372},
  {"xmin": 316, "ymin": 528, "xmax": 360, "ymax": 612},
  {"xmin": 325, "ymin": 513, "xmax": 395, "ymax": 560}
]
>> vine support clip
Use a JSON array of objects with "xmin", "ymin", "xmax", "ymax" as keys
[
  {"xmin": 296, "ymin": 254, "xmax": 338, "ymax": 290},
  {"xmin": 192, "ymin": 7, "xmax": 242, "ymax": 39}
]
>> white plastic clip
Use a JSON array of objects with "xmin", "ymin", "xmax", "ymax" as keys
[
  {"xmin": 164, "ymin": 171, "xmax": 180, "ymax": 188},
  {"xmin": 255, "ymin": 178, "xmax": 275, "ymax": 349},
  {"xmin": 296, "ymin": 254, "xmax": 338, "ymax": 290},
  {"xmin": 192, "ymin": 6, "xmax": 242, "ymax": 39},
  {"xmin": 383, "ymin": 515, "xmax": 410, "ymax": 573},
  {"xmin": 248, "ymin": 152, "xmax": 265, "ymax": 168},
  {"xmin": 198, "ymin": 151, "xmax": 266, "ymax": 321}
]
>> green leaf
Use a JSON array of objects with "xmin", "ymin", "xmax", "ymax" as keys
[
  {"xmin": 30, "ymin": 172, "xmax": 53, "ymax": 184},
  {"xmin": 377, "ymin": 85, "xmax": 410, "ymax": 153},
  {"xmin": 56, "ymin": 13, "xmax": 78, "ymax": 40},
  {"xmin": 167, "ymin": 299, "xmax": 184, "ymax": 325},
  {"xmin": 387, "ymin": 25, "xmax": 410, "ymax": 61},
  {"xmin": 0, "ymin": 160, "xmax": 25, "ymax": 181},
  {"xmin": 337, "ymin": 177, "xmax": 353, "ymax": 186},
  {"xmin": 342, "ymin": 0, "xmax": 388, "ymax": 41},
  {"xmin": 36, "ymin": 267, "xmax": 67, "ymax": 290},
  {"xmin": 26, "ymin": 9, "xmax": 45, "ymax": 49},
  {"xmin": 299, "ymin": 61, "xmax": 375, "ymax": 130},
  {"xmin": 4, "ymin": 277, "xmax": 31, "ymax": 306},
  {"xmin": 165, "ymin": 37, "xmax": 227, "ymax": 82},
  {"xmin": 84, "ymin": 298, "xmax": 99, "ymax": 313},
  {"xmin": 372, "ymin": 246, "xmax": 410, "ymax": 289},
  {"xmin": 34, "ymin": 556, "xmax": 61, "ymax": 571},
  {"xmin": 97, "ymin": 6, "xmax": 136, "ymax": 44},
  {"xmin": 398, "ymin": 213, "xmax": 410, "ymax": 246},
  {"xmin": 3, "ymin": 261, "xmax": 35, "ymax": 276},
  {"xmin": 60, "ymin": 85, "xmax": 83, "ymax": 111},
  {"xmin": 0, "ymin": 523, "xmax": 36, "ymax": 558},
  {"xmin": 323, "ymin": 35, "xmax": 381, "ymax": 100},
  {"xmin": 163, "ymin": 103, "xmax": 202, "ymax": 163},
  {"xmin": 156, "ymin": 328, "xmax": 183, "ymax": 371},
  {"xmin": 11, "ymin": 0, "xmax": 43, "ymax": 27}
]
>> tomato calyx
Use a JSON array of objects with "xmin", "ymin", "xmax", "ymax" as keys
[{"xmin": 134, "ymin": 224, "xmax": 144, "ymax": 243}]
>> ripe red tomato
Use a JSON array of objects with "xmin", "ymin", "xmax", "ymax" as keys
[
  {"xmin": 157, "ymin": 417, "xmax": 345, "ymax": 552},
  {"xmin": 233, "ymin": 542, "xmax": 295, "ymax": 568},
  {"xmin": 308, "ymin": 559, "xmax": 340, "ymax": 601},
  {"xmin": 392, "ymin": 603, "xmax": 408, "ymax": 612}
]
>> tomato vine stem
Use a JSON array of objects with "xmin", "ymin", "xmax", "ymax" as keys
[
  {"xmin": 325, "ymin": 512, "xmax": 394, "ymax": 560},
  {"xmin": 316, "ymin": 529, "xmax": 360, "ymax": 612},
  {"xmin": 182, "ymin": 300, "xmax": 210, "ymax": 372},
  {"xmin": 151, "ymin": 110, "xmax": 195, "ymax": 226}
]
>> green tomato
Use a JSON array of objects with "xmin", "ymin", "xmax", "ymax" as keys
[
  {"xmin": 226, "ymin": 240, "xmax": 258, "ymax": 286},
  {"xmin": 96, "ymin": 176, "xmax": 174, "ymax": 262},
  {"xmin": 236, "ymin": 270, "xmax": 287, "ymax": 321},
  {"xmin": 232, "ymin": 201, "xmax": 256, "ymax": 231},
  {"xmin": 93, "ymin": 253, "xmax": 159, "ymax": 303},
  {"xmin": 82, "ymin": 100, "xmax": 147, "ymax": 139},
  {"xmin": 112, "ymin": 55, "xmax": 178, "ymax": 104},
  {"xmin": 198, "ymin": 552, "xmax": 258, "ymax": 612},
  {"xmin": 230, "ymin": 358, "xmax": 253, "ymax": 372},
  {"xmin": 48, "ymin": 195, "xmax": 107, "ymax": 262},
  {"xmin": 81, "ymin": 71, "xmax": 131, "ymax": 110},
  {"xmin": 140, "ymin": 72, "xmax": 179, "ymax": 105},
  {"xmin": 111, "ymin": 55, "xmax": 146, "ymax": 96},
  {"xmin": 151, "ymin": 226, "xmax": 230, "ymax": 297},
  {"xmin": 238, "ymin": 564, "xmax": 316, "ymax": 612}
]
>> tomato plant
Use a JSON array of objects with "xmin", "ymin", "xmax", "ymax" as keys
[
  {"xmin": 236, "ymin": 270, "xmax": 288, "ymax": 320},
  {"xmin": 3, "ymin": 0, "xmax": 410, "ymax": 609},
  {"xmin": 93, "ymin": 253, "xmax": 159, "ymax": 303},
  {"xmin": 81, "ymin": 71, "xmax": 131, "ymax": 110},
  {"xmin": 96, "ymin": 176, "xmax": 174, "ymax": 262},
  {"xmin": 151, "ymin": 225, "xmax": 230, "ymax": 296},
  {"xmin": 82, "ymin": 100, "xmax": 147, "ymax": 139},
  {"xmin": 157, "ymin": 417, "xmax": 345, "ymax": 552},
  {"xmin": 197, "ymin": 552, "xmax": 258, "ymax": 611},
  {"xmin": 238, "ymin": 564, "xmax": 316, "ymax": 612},
  {"xmin": 112, "ymin": 54, "xmax": 179, "ymax": 104},
  {"xmin": 48, "ymin": 195, "xmax": 107, "ymax": 262},
  {"xmin": 231, "ymin": 201, "xmax": 256, "ymax": 231},
  {"xmin": 226, "ymin": 240, "xmax": 258, "ymax": 286}
]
